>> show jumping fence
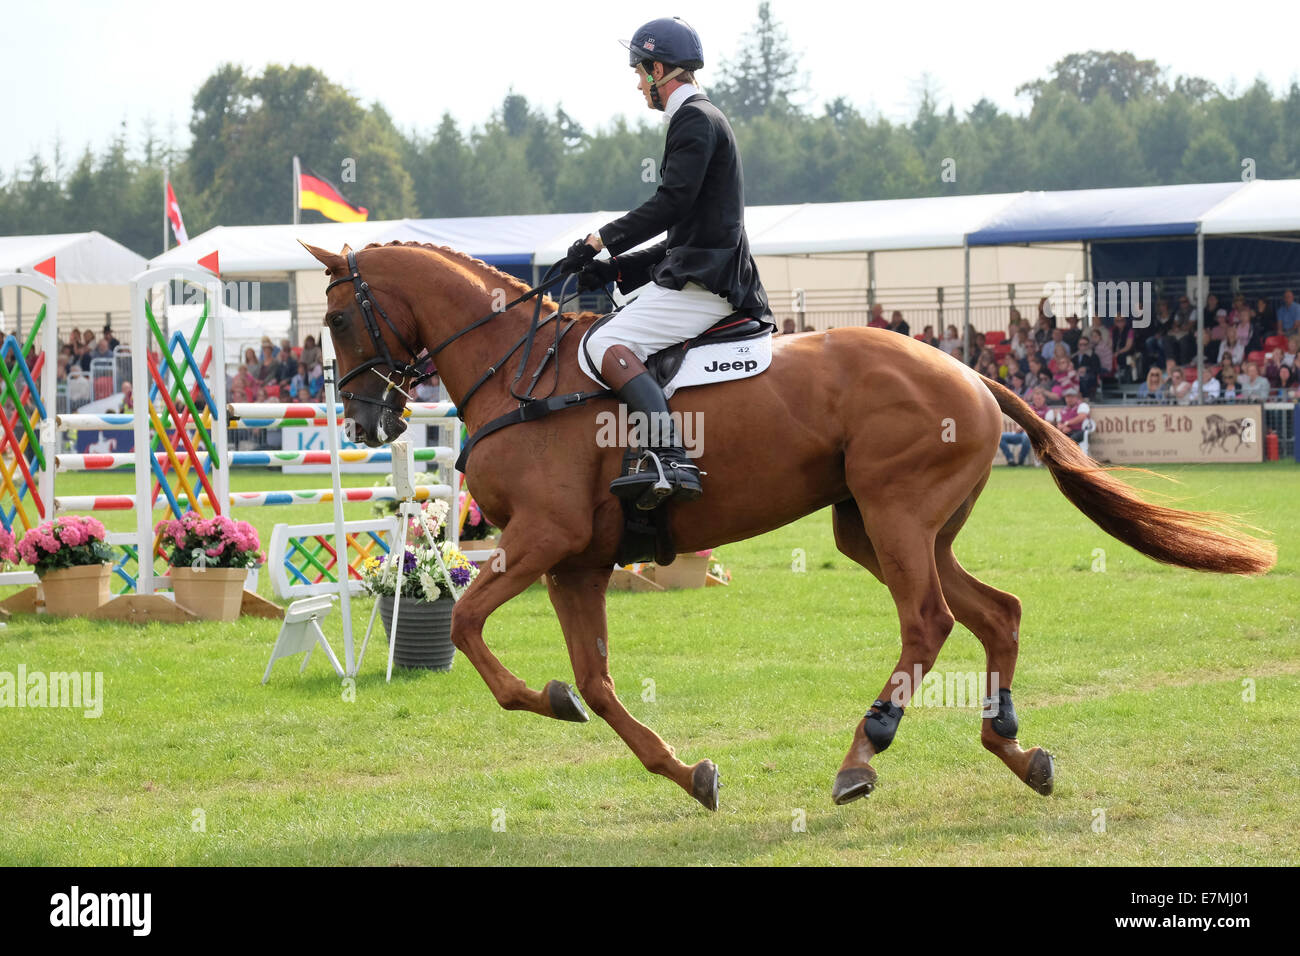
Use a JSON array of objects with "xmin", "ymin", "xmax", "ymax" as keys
[{"xmin": 2, "ymin": 263, "xmax": 468, "ymax": 612}]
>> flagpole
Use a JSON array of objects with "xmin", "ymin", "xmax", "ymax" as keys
[{"xmin": 291, "ymin": 156, "xmax": 301, "ymax": 344}]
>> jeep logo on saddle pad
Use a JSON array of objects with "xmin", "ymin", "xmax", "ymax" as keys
[{"xmin": 664, "ymin": 334, "xmax": 773, "ymax": 398}]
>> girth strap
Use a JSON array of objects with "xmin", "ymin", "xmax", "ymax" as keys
[{"xmin": 456, "ymin": 389, "xmax": 612, "ymax": 473}]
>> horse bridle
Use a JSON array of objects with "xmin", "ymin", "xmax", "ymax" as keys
[
  {"xmin": 325, "ymin": 249, "xmax": 434, "ymax": 413},
  {"xmin": 324, "ymin": 248, "xmax": 587, "ymax": 420}
]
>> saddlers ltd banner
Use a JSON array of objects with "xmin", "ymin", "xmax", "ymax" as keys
[{"xmin": 1089, "ymin": 404, "xmax": 1263, "ymax": 464}]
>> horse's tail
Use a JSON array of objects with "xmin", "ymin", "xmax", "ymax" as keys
[{"xmin": 983, "ymin": 376, "xmax": 1276, "ymax": 575}]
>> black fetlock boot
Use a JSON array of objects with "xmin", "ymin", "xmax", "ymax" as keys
[{"xmin": 602, "ymin": 348, "xmax": 702, "ymax": 509}]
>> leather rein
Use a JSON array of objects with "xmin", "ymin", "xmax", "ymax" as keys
[{"xmin": 326, "ymin": 251, "xmax": 612, "ymax": 470}]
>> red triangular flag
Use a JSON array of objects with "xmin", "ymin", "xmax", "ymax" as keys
[
  {"xmin": 33, "ymin": 256, "xmax": 56, "ymax": 280},
  {"xmin": 197, "ymin": 250, "xmax": 220, "ymax": 276}
]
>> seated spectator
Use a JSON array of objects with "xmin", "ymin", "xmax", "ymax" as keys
[
  {"xmin": 999, "ymin": 417, "xmax": 1031, "ymax": 466},
  {"xmin": 1274, "ymin": 364, "xmax": 1298, "ymax": 400},
  {"xmin": 1189, "ymin": 365, "xmax": 1221, "ymax": 403},
  {"xmin": 781, "ymin": 318, "xmax": 796, "ymax": 334},
  {"xmin": 1112, "ymin": 314, "xmax": 1137, "ymax": 381},
  {"xmin": 1028, "ymin": 386, "xmax": 1052, "ymax": 419},
  {"xmin": 1234, "ymin": 306, "xmax": 1260, "ymax": 353},
  {"xmin": 938, "ymin": 325, "xmax": 961, "ymax": 355},
  {"xmin": 1253, "ymin": 296, "xmax": 1275, "ymax": 341},
  {"xmin": 243, "ymin": 347, "xmax": 260, "ymax": 372},
  {"xmin": 1091, "ymin": 327, "xmax": 1114, "ymax": 380},
  {"xmin": 1217, "ymin": 325, "xmax": 1245, "ymax": 367},
  {"xmin": 1056, "ymin": 387, "xmax": 1090, "ymax": 443},
  {"xmin": 300, "ymin": 335, "xmax": 323, "ymax": 368},
  {"xmin": 1137, "ymin": 367, "xmax": 1167, "ymax": 402},
  {"xmin": 1023, "ymin": 355, "xmax": 1050, "ymax": 395},
  {"xmin": 1172, "ymin": 367, "xmax": 1195, "ymax": 404},
  {"xmin": 1073, "ymin": 335, "xmax": 1101, "ymax": 398},
  {"xmin": 103, "ymin": 325, "xmax": 120, "ymax": 351},
  {"xmin": 1050, "ymin": 355, "xmax": 1079, "ymax": 398},
  {"xmin": 1199, "ymin": 329, "xmax": 1220, "ymax": 365},
  {"xmin": 308, "ymin": 363, "xmax": 325, "ymax": 397},
  {"xmin": 1263, "ymin": 348, "xmax": 1287, "ymax": 386},
  {"xmin": 1276, "ymin": 289, "xmax": 1300, "ymax": 336},
  {"xmin": 868, "ymin": 304, "xmax": 888, "ymax": 329},
  {"xmin": 288, "ymin": 361, "xmax": 309, "ymax": 398},
  {"xmin": 293, "ymin": 385, "xmax": 312, "ymax": 402},
  {"xmin": 228, "ymin": 365, "xmax": 256, "ymax": 403},
  {"xmin": 1062, "ymin": 314, "xmax": 1083, "ymax": 353},
  {"xmin": 1219, "ymin": 365, "xmax": 1240, "ymax": 401},
  {"xmin": 1041, "ymin": 327, "xmax": 1067, "ymax": 363},
  {"xmin": 1175, "ymin": 321, "xmax": 1198, "ymax": 365},
  {"xmin": 917, "ymin": 324, "xmax": 937, "ymax": 347},
  {"xmin": 1240, "ymin": 362, "xmax": 1270, "ymax": 401},
  {"xmin": 887, "ymin": 310, "xmax": 910, "ymax": 336},
  {"xmin": 1210, "ymin": 308, "xmax": 1230, "ymax": 341},
  {"xmin": 256, "ymin": 344, "xmax": 278, "ymax": 383},
  {"xmin": 118, "ymin": 381, "xmax": 133, "ymax": 412}
]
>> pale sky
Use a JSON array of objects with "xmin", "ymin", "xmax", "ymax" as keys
[{"xmin": 5, "ymin": 0, "xmax": 1298, "ymax": 178}]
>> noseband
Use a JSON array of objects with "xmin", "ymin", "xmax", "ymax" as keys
[{"xmin": 325, "ymin": 249, "xmax": 434, "ymax": 412}]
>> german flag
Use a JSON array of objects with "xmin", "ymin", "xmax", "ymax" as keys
[{"xmin": 299, "ymin": 165, "xmax": 369, "ymax": 223}]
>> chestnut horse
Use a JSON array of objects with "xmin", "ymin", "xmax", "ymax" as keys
[{"xmin": 303, "ymin": 241, "xmax": 1275, "ymax": 811}]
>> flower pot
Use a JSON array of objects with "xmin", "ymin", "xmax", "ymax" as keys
[
  {"xmin": 378, "ymin": 594, "xmax": 455, "ymax": 671},
  {"xmin": 170, "ymin": 566, "xmax": 249, "ymax": 621},
  {"xmin": 39, "ymin": 563, "xmax": 112, "ymax": 616}
]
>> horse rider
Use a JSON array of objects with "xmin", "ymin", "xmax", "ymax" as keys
[{"xmin": 559, "ymin": 15, "xmax": 770, "ymax": 508}]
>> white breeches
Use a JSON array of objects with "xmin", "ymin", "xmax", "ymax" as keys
[{"xmin": 579, "ymin": 281, "xmax": 735, "ymax": 385}]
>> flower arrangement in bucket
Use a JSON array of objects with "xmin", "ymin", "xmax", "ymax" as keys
[
  {"xmin": 360, "ymin": 498, "xmax": 479, "ymax": 671},
  {"xmin": 16, "ymin": 516, "xmax": 115, "ymax": 615},
  {"xmin": 154, "ymin": 512, "xmax": 264, "ymax": 621}
]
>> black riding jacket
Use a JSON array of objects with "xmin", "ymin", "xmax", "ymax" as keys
[{"xmin": 598, "ymin": 93, "xmax": 770, "ymax": 318}]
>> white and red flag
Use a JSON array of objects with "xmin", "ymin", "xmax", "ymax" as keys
[{"xmin": 166, "ymin": 178, "xmax": 189, "ymax": 245}]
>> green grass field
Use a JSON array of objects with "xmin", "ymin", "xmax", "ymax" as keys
[{"xmin": 2, "ymin": 463, "xmax": 1297, "ymax": 865}]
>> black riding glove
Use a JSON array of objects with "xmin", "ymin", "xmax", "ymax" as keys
[
  {"xmin": 557, "ymin": 238, "xmax": 597, "ymax": 275},
  {"xmin": 578, "ymin": 258, "xmax": 618, "ymax": 292}
]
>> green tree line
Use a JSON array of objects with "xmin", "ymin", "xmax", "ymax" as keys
[{"xmin": 3, "ymin": 3, "xmax": 1298, "ymax": 258}]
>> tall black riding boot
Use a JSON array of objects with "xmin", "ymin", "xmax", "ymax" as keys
[{"xmin": 605, "ymin": 368, "xmax": 703, "ymax": 509}]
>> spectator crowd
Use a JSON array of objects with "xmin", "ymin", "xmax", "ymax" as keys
[{"xmin": 895, "ymin": 287, "xmax": 1300, "ymax": 408}]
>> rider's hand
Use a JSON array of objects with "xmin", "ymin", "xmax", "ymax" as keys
[
  {"xmin": 578, "ymin": 258, "xmax": 618, "ymax": 292},
  {"xmin": 557, "ymin": 238, "xmax": 598, "ymax": 275}
]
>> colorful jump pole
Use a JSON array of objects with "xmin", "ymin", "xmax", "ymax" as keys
[
  {"xmin": 130, "ymin": 264, "xmax": 228, "ymax": 596},
  {"xmin": 0, "ymin": 268, "xmax": 57, "ymax": 589}
]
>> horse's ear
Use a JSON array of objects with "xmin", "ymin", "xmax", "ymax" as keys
[{"xmin": 299, "ymin": 240, "xmax": 345, "ymax": 276}]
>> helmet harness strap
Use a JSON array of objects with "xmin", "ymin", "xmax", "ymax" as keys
[{"xmin": 640, "ymin": 62, "xmax": 684, "ymax": 111}]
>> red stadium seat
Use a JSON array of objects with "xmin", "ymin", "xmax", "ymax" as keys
[
  {"xmin": 1263, "ymin": 335, "xmax": 1288, "ymax": 350},
  {"xmin": 914, "ymin": 334, "xmax": 926, "ymax": 340},
  {"xmin": 985, "ymin": 331, "xmax": 1006, "ymax": 345},
  {"xmin": 993, "ymin": 344, "xmax": 1011, "ymax": 358},
  {"xmin": 1247, "ymin": 350, "xmax": 1266, "ymax": 365}
]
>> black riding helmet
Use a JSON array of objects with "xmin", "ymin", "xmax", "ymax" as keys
[{"xmin": 622, "ymin": 16, "xmax": 704, "ymax": 70}]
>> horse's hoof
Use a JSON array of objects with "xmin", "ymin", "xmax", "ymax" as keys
[
  {"xmin": 545, "ymin": 680, "xmax": 589, "ymax": 723},
  {"xmin": 690, "ymin": 760, "xmax": 720, "ymax": 811},
  {"xmin": 831, "ymin": 765, "xmax": 877, "ymax": 805},
  {"xmin": 1024, "ymin": 747, "xmax": 1055, "ymax": 795}
]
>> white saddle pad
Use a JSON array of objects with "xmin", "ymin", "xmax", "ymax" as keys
[{"xmin": 662, "ymin": 331, "xmax": 773, "ymax": 399}]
